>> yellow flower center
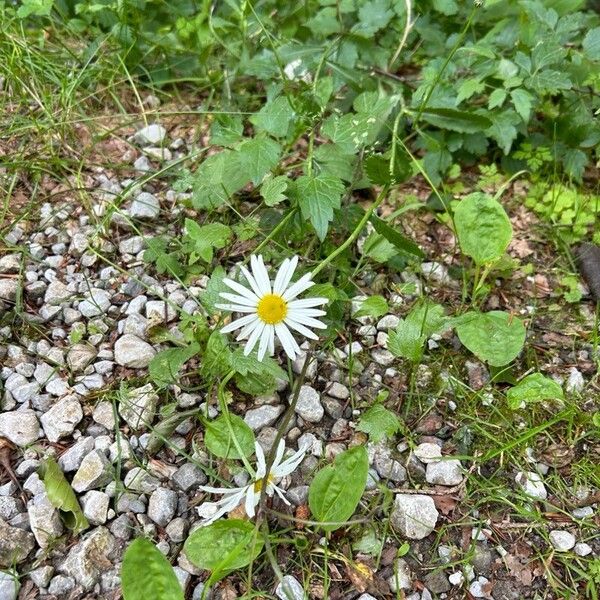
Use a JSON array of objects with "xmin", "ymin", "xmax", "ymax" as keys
[
  {"xmin": 257, "ymin": 293, "xmax": 288, "ymax": 325},
  {"xmin": 253, "ymin": 474, "xmax": 274, "ymax": 493}
]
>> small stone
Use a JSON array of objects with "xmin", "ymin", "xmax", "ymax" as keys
[
  {"xmin": 370, "ymin": 348, "xmax": 395, "ymax": 366},
  {"xmin": 134, "ymin": 155, "xmax": 152, "ymax": 172},
  {"xmin": 166, "ymin": 518, "xmax": 188, "ymax": 543},
  {"xmin": 124, "ymin": 467, "xmax": 160, "ymax": 493},
  {"xmin": 391, "ymin": 494, "xmax": 439, "ymax": 539},
  {"xmin": 423, "ymin": 571, "xmax": 451, "ymax": 594},
  {"xmin": 72, "ymin": 450, "xmax": 113, "ymax": 492},
  {"xmin": 0, "ymin": 254, "xmax": 20, "ymax": 273},
  {"xmin": 0, "ymin": 518, "xmax": 35, "ymax": 567},
  {"xmin": 129, "ymin": 192, "xmax": 160, "ymax": 219},
  {"xmin": 48, "ymin": 575, "xmax": 75, "ymax": 596},
  {"xmin": 93, "ymin": 401, "xmax": 115, "ymax": 430},
  {"xmin": 276, "ymin": 575, "xmax": 306, "ymax": 600},
  {"xmin": 67, "ymin": 343, "xmax": 98, "ymax": 372},
  {"xmin": 388, "ymin": 558, "xmax": 412, "ymax": 592},
  {"xmin": 173, "ymin": 463, "xmax": 207, "ymax": 492},
  {"xmin": 244, "ymin": 405, "xmax": 285, "ymax": 431},
  {"xmin": 29, "ymin": 565, "xmax": 54, "ymax": 588},
  {"xmin": 448, "ymin": 572, "xmax": 464, "ymax": 586},
  {"xmin": 120, "ymin": 383, "xmax": 159, "ymax": 430},
  {"xmin": 78, "ymin": 288, "xmax": 111, "ymax": 318},
  {"xmin": 134, "ymin": 124, "xmax": 167, "ymax": 145},
  {"xmin": 0, "ymin": 280, "xmax": 18, "ymax": 302},
  {"xmin": 41, "ymin": 396, "xmax": 83, "ymax": 442},
  {"xmin": 29, "ymin": 494, "xmax": 64, "ymax": 549},
  {"xmin": 148, "ymin": 488, "xmax": 178, "ymax": 527},
  {"xmin": 426, "ymin": 459, "xmax": 463, "ymax": 486},
  {"xmin": 515, "ymin": 471, "xmax": 547, "ymax": 500},
  {"xmin": 0, "ymin": 410, "xmax": 40, "ymax": 446},
  {"xmin": 574, "ymin": 542, "xmax": 592, "ymax": 556},
  {"xmin": 414, "ymin": 442, "xmax": 442, "ymax": 464},
  {"xmin": 325, "ymin": 381, "xmax": 349, "ymax": 400},
  {"xmin": 82, "ymin": 491, "xmax": 110, "ymax": 525},
  {"xmin": 294, "ymin": 385, "xmax": 324, "ymax": 423},
  {"xmin": 549, "ymin": 530, "xmax": 576, "ymax": 552},
  {"xmin": 566, "ymin": 367, "xmax": 585, "ymax": 394},
  {"xmin": 421, "ymin": 261, "xmax": 451, "ymax": 284},
  {"xmin": 119, "ymin": 236, "xmax": 146, "ymax": 255},
  {"xmin": 59, "ymin": 436, "xmax": 95, "ymax": 471},
  {"xmin": 144, "ymin": 147, "xmax": 172, "ymax": 161},
  {"xmin": 114, "ymin": 334, "xmax": 156, "ymax": 368},
  {"xmin": 0, "ymin": 498, "xmax": 20, "ymax": 521},
  {"xmin": 377, "ymin": 314, "xmax": 400, "ymax": 330}
]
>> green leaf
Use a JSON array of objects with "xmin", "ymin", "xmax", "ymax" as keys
[
  {"xmin": 183, "ymin": 220, "xmax": 232, "ymax": 263},
  {"xmin": 457, "ymin": 79, "xmax": 485, "ymax": 104},
  {"xmin": 583, "ymin": 27, "xmax": 600, "ymax": 61},
  {"xmin": 454, "ymin": 310, "xmax": 526, "ymax": 367},
  {"xmin": 527, "ymin": 69, "xmax": 572, "ymax": 93},
  {"xmin": 260, "ymin": 175, "xmax": 288, "ymax": 207},
  {"xmin": 432, "ymin": 0, "xmax": 458, "ymax": 15},
  {"xmin": 488, "ymin": 89, "xmax": 507, "ymax": 110},
  {"xmin": 17, "ymin": 0, "xmax": 54, "ymax": 18},
  {"xmin": 314, "ymin": 144, "xmax": 357, "ymax": 182},
  {"xmin": 420, "ymin": 107, "xmax": 492, "ymax": 133},
  {"xmin": 144, "ymin": 237, "xmax": 185, "ymax": 278},
  {"xmin": 506, "ymin": 373, "xmax": 564, "ymax": 410},
  {"xmin": 454, "ymin": 193, "xmax": 512, "ymax": 265},
  {"xmin": 510, "ymin": 89, "xmax": 533, "ymax": 122},
  {"xmin": 205, "ymin": 413, "xmax": 255, "ymax": 460},
  {"xmin": 184, "ymin": 520, "xmax": 263, "ymax": 583},
  {"xmin": 369, "ymin": 215, "xmax": 424, "ymax": 259},
  {"xmin": 39, "ymin": 457, "xmax": 88, "ymax": 533},
  {"xmin": 364, "ymin": 151, "xmax": 411, "ymax": 186},
  {"xmin": 250, "ymin": 96, "xmax": 295, "ymax": 138},
  {"xmin": 200, "ymin": 267, "xmax": 229, "ymax": 315},
  {"xmin": 211, "ymin": 114, "xmax": 244, "ymax": 147},
  {"xmin": 294, "ymin": 174, "xmax": 345, "ymax": 240},
  {"xmin": 309, "ymin": 445, "xmax": 368, "ymax": 531},
  {"xmin": 353, "ymin": 295, "xmax": 389, "ymax": 319},
  {"xmin": 237, "ymin": 137, "xmax": 282, "ymax": 185},
  {"xmin": 192, "ymin": 151, "xmax": 248, "ymax": 209},
  {"xmin": 485, "ymin": 110, "xmax": 521, "ymax": 154},
  {"xmin": 148, "ymin": 343, "xmax": 200, "ymax": 387},
  {"xmin": 200, "ymin": 331, "xmax": 233, "ymax": 380},
  {"xmin": 356, "ymin": 404, "xmax": 402, "ymax": 442},
  {"xmin": 122, "ymin": 538, "xmax": 184, "ymax": 600},
  {"xmin": 231, "ymin": 349, "xmax": 288, "ymax": 396}
]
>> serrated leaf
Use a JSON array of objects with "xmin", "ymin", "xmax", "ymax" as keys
[
  {"xmin": 39, "ymin": 457, "xmax": 88, "ymax": 533},
  {"xmin": 237, "ymin": 137, "xmax": 282, "ymax": 185},
  {"xmin": 200, "ymin": 267, "xmax": 228, "ymax": 315},
  {"xmin": 314, "ymin": 143, "xmax": 357, "ymax": 182},
  {"xmin": 200, "ymin": 330, "xmax": 233, "ymax": 380},
  {"xmin": 250, "ymin": 96, "xmax": 295, "ymax": 138},
  {"xmin": 457, "ymin": 79, "xmax": 485, "ymax": 104},
  {"xmin": 583, "ymin": 27, "xmax": 600, "ymax": 61},
  {"xmin": 353, "ymin": 295, "xmax": 389, "ymax": 319},
  {"xmin": 420, "ymin": 107, "xmax": 492, "ymax": 133},
  {"xmin": 192, "ymin": 151, "xmax": 248, "ymax": 209},
  {"xmin": 527, "ymin": 69, "xmax": 572, "ymax": 93},
  {"xmin": 488, "ymin": 88, "xmax": 507, "ymax": 110},
  {"xmin": 485, "ymin": 109, "xmax": 521, "ymax": 154},
  {"xmin": 510, "ymin": 89, "xmax": 533, "ymax": 121},
  {"xmin": 432, "ymin": 0, "xmax": 458, "ymax": 15},
  {"xmin": 211, "ymin": 114, "xmax": 244, "ymax": 147},
  {"xmin": 260, "ymin": 175, "xmax": 288, "ymax": 207},
  {"xmin": 148, "ymin": 343, "xmax": 200, "ymax": 387},
  {"xmin": 369, "ymin": 215, "xmax": 424, "ymax": 258},
  {"xmin": 184, "ymin": 520, "xmax": 263, "ymax": 583},
  {"xmin": 454, "ymin": 193, "xmax": 512, "ymax": 265},
  {"xmin": 294, "ymin": 174, "xmax": 345, "ymax": 240},
  {"xmin": 183, "ymin": 220, "xmax": 232, "ymax": 263},
  {"xmin": 454, "ymin": 310, "xmax": 526, "ymax": 367},
  {"xmin": 122, "ymin": 538, "xmax": 183, "ymax": 600},
  {"xmin": 231, "ymin": 348, "xmax": 288, "ymax": 396},
  {"xmin": 144, "ymin": 237, "xmax": 185, "ymax": 278},
  {"xmin": 204, "ymin": 413, "xmax": 255, "ymax": 460},
  {"xmin": 506, "ymin": 373, "xmax": 564, "ymax": 409},
  {"xmin": 308, "ymin": 446, "xmax": 368, "ymax": 531},
  {"xmin": 364, "ymin": 150, "xmax": 411, "ymax": 186},
  {"xmin": 356, "ymin": 404, "xmax": 402, "ymax": 442}
]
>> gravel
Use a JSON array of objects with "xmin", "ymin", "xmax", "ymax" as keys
[
  {"xmin": 148, "ymin": 488, "xmax": 178, "ymax": 527},
  {"xmin": 549, "ymin": 530, "xmax": 576, "ymax": 552},
  {"xmin": 40, "ymin": 396, "xmax": 83, "ymax": 442},
  {"xmin": 244, "ymin": 405, "xmax": 285, "ymax": 430},
  {"xmin": 426, "ymin": 459, "xmax": 463, "ymax": 486},
  {"xmin": 114, "ymin": 334, "xmax": 156, "ymax": 368},
  {"xmin": 120, "ymin": 383, "xmax": 158, "ymax": 430},
  {"xmin": 391, "ymin": 494, "xmax": 439, "ymax": 539},
  {"xmin": 0, "ymin": 518, "xmax": 35, "ymax": 567},
  {"xmin": 515, "ymin": 471, "xmax": 547, "ymax": 500},
  {"xmin": 134, "ymin": 124, "xmax": 167, "ymax": 145},
  {"xmin": 276, "ymin": 575, "xmax": 306, "ymax": 600},
  {"xmin": 294, "ymin": 385, "xmax": 324, "ymax": 423},
  {"xmin": 71, "ymin": 450, "xmax": 113, "ymax": 492},
  {"xmin": 0, "ymin": 410, "xmax": 40, "ymax": 446}
]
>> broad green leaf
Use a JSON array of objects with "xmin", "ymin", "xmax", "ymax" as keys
[
  {"xmin": 527, "ymin": 69, "xmax": 572, "ymax": 93},
  {"xmin": 250, "ymin": 96, "xmax": 295, "ymax": 138},
  {"xmin": 184, "ymin": 520, "xmax": 263, "ymax": 583},
  {"xmin": 432, "ymin": 0, "xmax": 458, "ymax": 15},
  {"xmin": 192, "ymin": 151, "xmax": 248, "ymax": 209},
  {"xmin": 294, "ymin": 174, "xmax": 345, "ymax": 240},
  {"xmin": 356, "ymin": 404, "xmax": 402, "ymax": 442},
  {"xmin": 321, "ymin": 113, "xmax": 370, "ymax": 154},
  {"xmin": 148, "ymin": 343, "xmax": 200, "ymax": 387},
  {"xmin": 308, "ymin": 445, "xmax": 368, "ymax": 531},
  {"xmin": 183, "ymin": 220, "xmax": 232, "ymax": 263},
  {"xmin": 454, "ymin": 310, "xmax": 526, "ymax": 367},
  {"xmin": 231, "ymin": 349, "xmax": 288, "ymax": 396},
  {"xmin": 488, "ymin": 88, "xmax": 507, "ymax": 110},
  {"xmin": 506, "ymin": 373, "xmax": 564, "ymax": 409},
  {"xmin": 583, "ymin": 27, "xmax": 600, "ymax": 61},
  {"xmin": 485, "ymin": 109, "xmax": 521, "ymax": 154},
  {"xmin": 314, "ymin": 144, "xmax": 356, "ymax": 182},
  {"xmin": 260, "ymin": 175, "xmax": 288, "ymax": 207},
  {"xmin": 144, "ymin": 237, "xmax": 185, "ymax": 278},
  {"xmin": 17, "ymin": 0, "xmax": 53, "ymax": 17},
  {"xmin": 353, "ymin": 295, "xmax": 389, "ymax": 319},
  {"xmin": 200, "ymin": 330, "xmax": 233, "ymax": 380},
  {"xmin": 352, "ymin": 0, "xmax": 394, "ymax": 36},
  {"xmin": 362, "ymin": 232, "xmax": 398, "ymax": 263},
  {"xmin": 204, "ymin": 413, "xmax": 255, "ymax": 460},
  {"xmin": 122, "ymin": 538, "xmax": 183, "ymax": 600},
  {"xmin": 420, "ymin": 107, "xmax": 492, "ymax": 133},
  {"xmin": 457, "ymin": 79, "xmax": 485, "ymax": 103},
  {"xmin": 211, "ymin": 114, "xmax": 243, "ymax": 147},
  {"xmin": 200, "ymin": 267, "xmax": 228, "ymax": 315},
  {"xmin": 369, "ymin": 215, "xmax": 424, "ymax": 259},
  {"xmin": 454, "ymin": 193, "xmax": 512, "ymax": 265},
  {"xmin": 510, "ymin": 89, "xmax": 533, "ymax": 121},
  {"xmin": 39, "ymin": 457, "xmax": 88, "ymax": 533},
  {"xmin": 237, "ymin": 137, "xmax": 282, "ymax": 185},
  {"xmin": 364, "ymin": 151, "xmax": 411, "ymax": 186}
]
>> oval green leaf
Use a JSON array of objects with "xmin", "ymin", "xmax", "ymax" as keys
[
  {"xmin": 506, "ymin": 373, "xmax": 564, "ymax": 409},
  {"xmin": 454, "ymin": 193, "xmax": 512, "ymax": 265},
  {"xmin": 455, "ymin": 310, "xmax": 526, "ymax": 367},
  {"xmin": 121, "ymin": 538, "xmax": 184, "ymax": 600},
  {"xmin": 204, "ymin": 413, "xmax": 255, "ymax": 460},
  {"xmin": 308, "ymin": 445, "xmax": 368, "ymax": 531},
  {"xmin": 184, "ymin": 519, "xmax": 263, "ymax": 582}
]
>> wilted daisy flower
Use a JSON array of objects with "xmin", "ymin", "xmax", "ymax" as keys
[
  {"xmin": 197, "ymin": 440, "xmax": 307, "ymax": 525},
  {"xmin": 216, "ymin": 255, "xmax": 327, "ymax": 361}
]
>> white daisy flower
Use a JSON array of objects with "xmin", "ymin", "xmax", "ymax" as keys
[
  {"xmin": 197, "ymin": 440, "xmax": 307, "ymax": 525},
  {"xmin": 216, "ymin": 255, "xmax": 328, "ymax": 361}
]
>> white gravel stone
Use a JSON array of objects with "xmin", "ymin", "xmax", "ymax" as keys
[
  {"xmin": 0, "ymin": 280, "xmax": 19, "ymax": 302},
  {"xmin": 114, "ymin": 334, "xmax": 156, "ymax": 368},
  {"xmin": 566, "ymin": 367, "xmax": 585, "ymax": 394},
  {"xmin": 93, "ymin": 401, "xmax": 115, "ymax": 430},
  {"xmin": 414, "ymin": 442, "xmax": 442, "ymax": 464},
  {"xmin": 72, "ymin": 450, "xmax": 113, "ymax": 492},
  {"xmin": 41, "ymin": 396, "xmax": 83, "ymax": 442},
  {"xmin": 388, "ymin": 558, "xmax": 412, "ymax": 592},
  {"xmin": 515, "ymin": 471, "xmax": 547, "ymax": 500},
  {"xmin": 0, "ymin": 254, "xmax": 20, "ymax": 273},
  {"xmin": 124, "ymin": 466, "xmax": 160, "ymax": 493},
  {"xmin": 391, "ymin": 494, "xmax": 439, "ymax": 539},
  {"xmin": 426, "ymin": 460, "xmax": 463, "ymax": 486},
  {"xmin": 67, "ymin": 343, "xmax": 98, "ymax": 372},
  {"xmin": 0, "ymin": 572, "xmax": 19, "ymax": 600},
  {"xmin": 244, "ymin": 405, "xmax": 285, "ymax": 431},
  {"xmin": 148, "ymin": 487, "xmax": 178, "ymax": 527},
  {"xmin": 129, "ymin": 192, "xmax": 160, "ymax": 219},
  {"xmin": 82, "ymin": 491, "xmax": 110, "ymax": 525},
  {"xmin": 574, "ymin": 542, "xmax": 592, "ymax": 556},
  {"xmin": 276, "ymin": 575, "xmax": 306, "ymax": 600},
  {"xmin": 377, "ymin": 314, "xmax": 400, "ymax": 330},
  {"xmin": 78, "ymin": 288, "xmax": 111, "ymax": 318},
  {"xmin": 28, "ymin": 493, "xmax": 64, "ymax": 549},
  {"xmin": 58, "ymin": 436, "xmax": 94, "ymax": 471},
  {"xmin": 294, "ymin": 385, "xmax": 323, "ymax": 423},
  {"xmin": 549, "ymin": 530, "xmax": 576, "ymax": 552},
  {"xmin": 134, "ymin": 124, "xmax": 167, "ymax": 145},
  {"xmin": 325, "ymin": 381, "xmax": 350, "ymax": 400},
  {"xmin": 0, "ymin": 410, "xmax": 40, "ymax": 446},
  {"xmin": 120, "ymin": 383, "xmax": 158, "ymax": 430}
]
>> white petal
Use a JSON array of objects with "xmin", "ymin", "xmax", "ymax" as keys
[
  {"xmin": 272, "ymin": 439, "xmax": 286, "ymax": 470},
  {"xmin": 219, "ymin": 292, "xmax": 258, "ymax": 307},
  {"xmin": 282, "ymin": 273, "xmax": 314, "ymax": 301},
  {"xmin": 274, "ymin": 323, "xmax": 299, "ymax": 360},
  {"xmin": 288, "ymin": 297, "xmax": 328, "ymax": 309},
  {"xmin": 251, "ymin": 255, "xmax": 271, "ymax": 295},
  {"xmin": 245, "ymin": 486, "xmax": 259, "ymax": 518},
  {"xmin": 244, "ymin": 321, "xmax": 266, "ymax": 355},
  {"xmin": 271, "ymin": 484, "xmax": 291, "ymax": 504},
  {"xmin": 268, "ymin": 324, "xmax": 275, "ymax": 356},
  {"xmin": 284, "ymin": 318, "xmax": 320, "ymax": 340},
  {"xmin": 255, "ymin": 441, "xmax": 266, "ymax": 479},
  {"xmin": 257, "ymin": 324, "xmax": 272, "ymax": 361},
  {"xmin": 274, "ymin": 445, "xmax": 307, "ymax": 477},
  {"xmin": 216, "ymin": 303, "xmax": 257, "ymax": 313},
  {"xmin": 240, "ymin": 264, "xmax": 264, "ymax": 298},
  {"xmin": 287, "ymin": 313, "xmax": 327, "ymax": 329},
  {"xmin": 223, "ymin": 278, "xmax": 259, "ymax": 302},
  {"xmin": 274, "ymin": 255, "xmax": 299, "ymax": 294},
  {"xmin": 236, "ymin": 318, "xmax": 260, "ymax": 341},
  {"xmin": 288, "ymin": 307, "xmax": 327, "ymax": 317},
  {"xmin": 221, "ymin": 314, "xmax": 258, "ymax": 334}
]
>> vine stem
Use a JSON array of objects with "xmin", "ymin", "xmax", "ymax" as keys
[{"xmin": 311, "ymin": 184, "xmax": 390, "ymax": 279}]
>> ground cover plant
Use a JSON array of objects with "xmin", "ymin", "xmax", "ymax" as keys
[{"xmin": 0, "ymin": 0, "xmax": 599, "ymax": 599}]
